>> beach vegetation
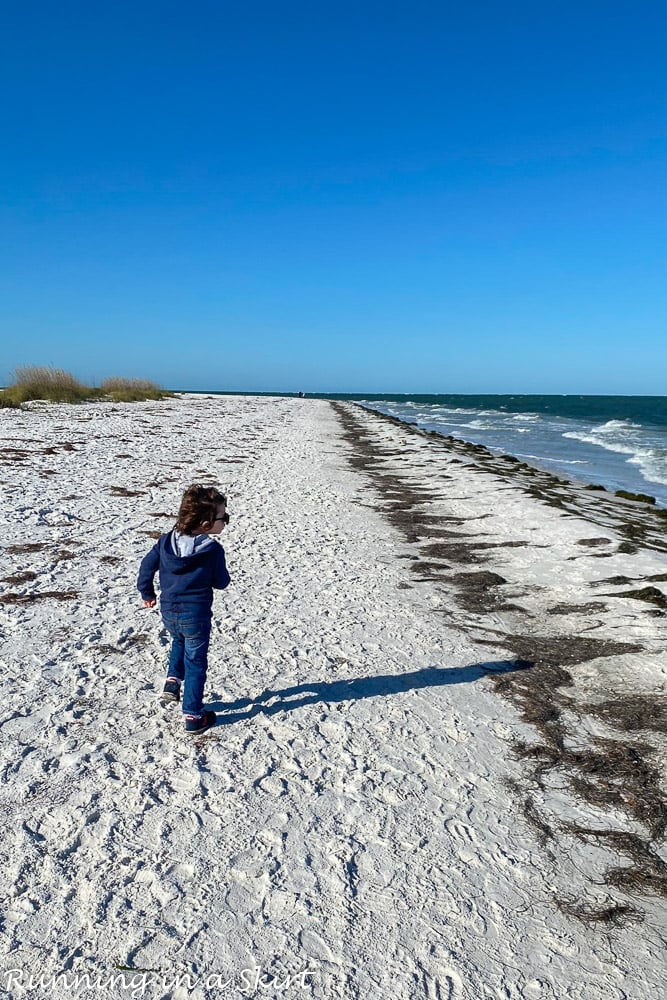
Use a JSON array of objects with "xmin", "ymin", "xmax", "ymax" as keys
[
  {"xmin": 98, "ymin": 376, "xmax": 171, "ymax": 402},
  {"xmin": 0, "ymin": 366, "xmax": 91, "ymax": 406},
  {"xmin": 0, "ymin": 366, "xmax": 172, "ymax": 407}
]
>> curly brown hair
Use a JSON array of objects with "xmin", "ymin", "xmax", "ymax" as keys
[{"xmin": 175, "ymin": 484, "xmax": 227, "ymax": 535}]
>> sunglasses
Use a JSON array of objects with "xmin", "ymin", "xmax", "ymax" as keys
[{"xmin": 214, "ymin": 512, "xmax": 230, "ymax": 525}]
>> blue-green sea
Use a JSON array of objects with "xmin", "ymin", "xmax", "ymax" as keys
[{"xmin": 349, "ymin": 394, "xmax": 667, "ymax": 508}]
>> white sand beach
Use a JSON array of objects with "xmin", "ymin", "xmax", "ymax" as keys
[{"xmin": 0, "ymin": 394, "xmax": 665, "ymax": 1000}]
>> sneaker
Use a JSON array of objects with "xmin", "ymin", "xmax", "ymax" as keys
[
  {"xmin": 184, "ymin": 710, "xmax": 216, "ymax": 735},
  {"xmin": 159, "ymin": 679, "xmax": 181, "ymax": 705}
]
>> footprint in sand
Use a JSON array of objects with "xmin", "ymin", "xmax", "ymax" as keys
[
  {"xmin": 444, "ymin": 816, "xmax": 478, "ymax": 849},
  {"xmin": 298, "ymin": 927, "xmax": 334, "ymax": 963},
  {"xmin": 255, "ymin": 773, "xmax": 288, "ymax": 796}
]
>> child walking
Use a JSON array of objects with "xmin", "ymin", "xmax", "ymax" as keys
[{"xmin": 137, "ymin": 484, "xmax": 231, "ymax": 735}]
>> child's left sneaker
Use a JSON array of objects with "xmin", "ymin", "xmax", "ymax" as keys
[
  {"xmin": 184, "ymin": 710, "xmax": 217, "ymax": 735},
  {"xmin": 159, "ymin": 679, "xmax": 181, "ymax": 705}
]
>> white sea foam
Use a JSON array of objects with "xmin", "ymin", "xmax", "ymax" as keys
[
  {"xmin": 517, "ymin": 454, "xmax": 590, "ymax": 466},
  {"xmin": 593, "ymin": 419, "xmax": 644, "ymax": 433},
  {"xmin": 562, "ymin": 431, "xmax": 638, "ymax": 456},
  {"xmin": 443, "ymin": 407, "xmax": 479, "ymax": 414},
  {"xmin": 361, "ymin": 401, "xmax": 667, "ymax": 504},
  {"xmin": 562, "ymin": 429, "xmax": 667, "ymax": 487},
  {"xmin": 627, "ymin": 449, "xmax": 667, "ymax": 487}
]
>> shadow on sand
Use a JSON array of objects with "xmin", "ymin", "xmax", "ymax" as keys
[{"xmin": 206, "ymin": 659, "xmax": 531, "ymax": 726}]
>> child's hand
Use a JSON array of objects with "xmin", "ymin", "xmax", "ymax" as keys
[{"xmin": 143, "ymin": 599, "xmax": 157, "ymax": 608}]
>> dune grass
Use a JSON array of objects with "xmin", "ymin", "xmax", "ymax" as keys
[
  {"xmin": 98, "ymin": 377, "xmax": 170, "ymax": 402},
  {"xmin": 0, "ymin": 366, "xmax": 171, "ymax": 407},
  {"xmin": 0, "ymin": 366, "xmax": 91, "ymax": 406}
]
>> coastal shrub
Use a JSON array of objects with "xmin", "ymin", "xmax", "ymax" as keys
[
  {"xmin": 99, "ymin": 377, "xmax": 170, "ymax": 402},
  {"xmin": 0, "ymin": 367, "xmax": 172, "ymax": 407},
  {"xmin": 0, "ymin": 366, "xmax": 91, "ymax": 407}
]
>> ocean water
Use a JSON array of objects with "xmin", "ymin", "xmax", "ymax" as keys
[{"xmin": 348, "ymin": 395, "xmax": 667, "ymax": 509}]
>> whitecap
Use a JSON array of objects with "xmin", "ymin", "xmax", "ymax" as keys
[
  {"xmin": 591, "ymin": 419, "xmax": 643, "ymax": 433},
  {"xmin": 469, "ymin": 419, "xmax": 498, "ymax": 429},
  {"xmin": 517, "ymin": 454, "xmax": 589, "ymax": 465},
  {"xmin": 626, "ymin": 448, "xmax": 667, "ymax": 487},
  {"xmin": 562, "ymin": 431, "xmax": 637, "ymax": 456}
]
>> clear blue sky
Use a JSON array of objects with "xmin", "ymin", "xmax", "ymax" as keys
[{"xmin": 2, "ymin": 1, "xmax": 666, "ymax": 393}]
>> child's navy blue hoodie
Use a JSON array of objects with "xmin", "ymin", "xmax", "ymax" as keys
[{"xmin": 137, "ymin": 530, "xmax": 230, "ymax": 609}]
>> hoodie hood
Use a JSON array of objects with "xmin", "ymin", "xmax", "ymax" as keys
[{"xmin": 171, "ymin": 529, "xmax": 217, "ymax": 558}]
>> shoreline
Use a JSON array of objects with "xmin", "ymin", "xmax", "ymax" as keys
[
  {"xmin": 356, "ymin": 401, "xmax": 667, "ymax": 513},
  {"xmin": 0, "ymin": 393, "xmax": 665, "ymax": 996},
  {"xmin": 331, "ymin": 399, "xmax": 667, "ymax": 913},
  {"xmin": 352, "ymin": 401, "xmax": 667, "ymax": 544}
]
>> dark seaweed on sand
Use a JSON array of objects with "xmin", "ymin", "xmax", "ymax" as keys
[
  {"xmin": 330, "ymin": 400, "xmax": 667, "ymax": 920},
  {"xmin": 0, "ymin": 590, "xmax": 79, "ymax": 603}
]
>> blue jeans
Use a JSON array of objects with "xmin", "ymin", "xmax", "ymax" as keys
[{"xmin": 161, "ymin": 605, "xmax": 212, "ymax": 717}]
